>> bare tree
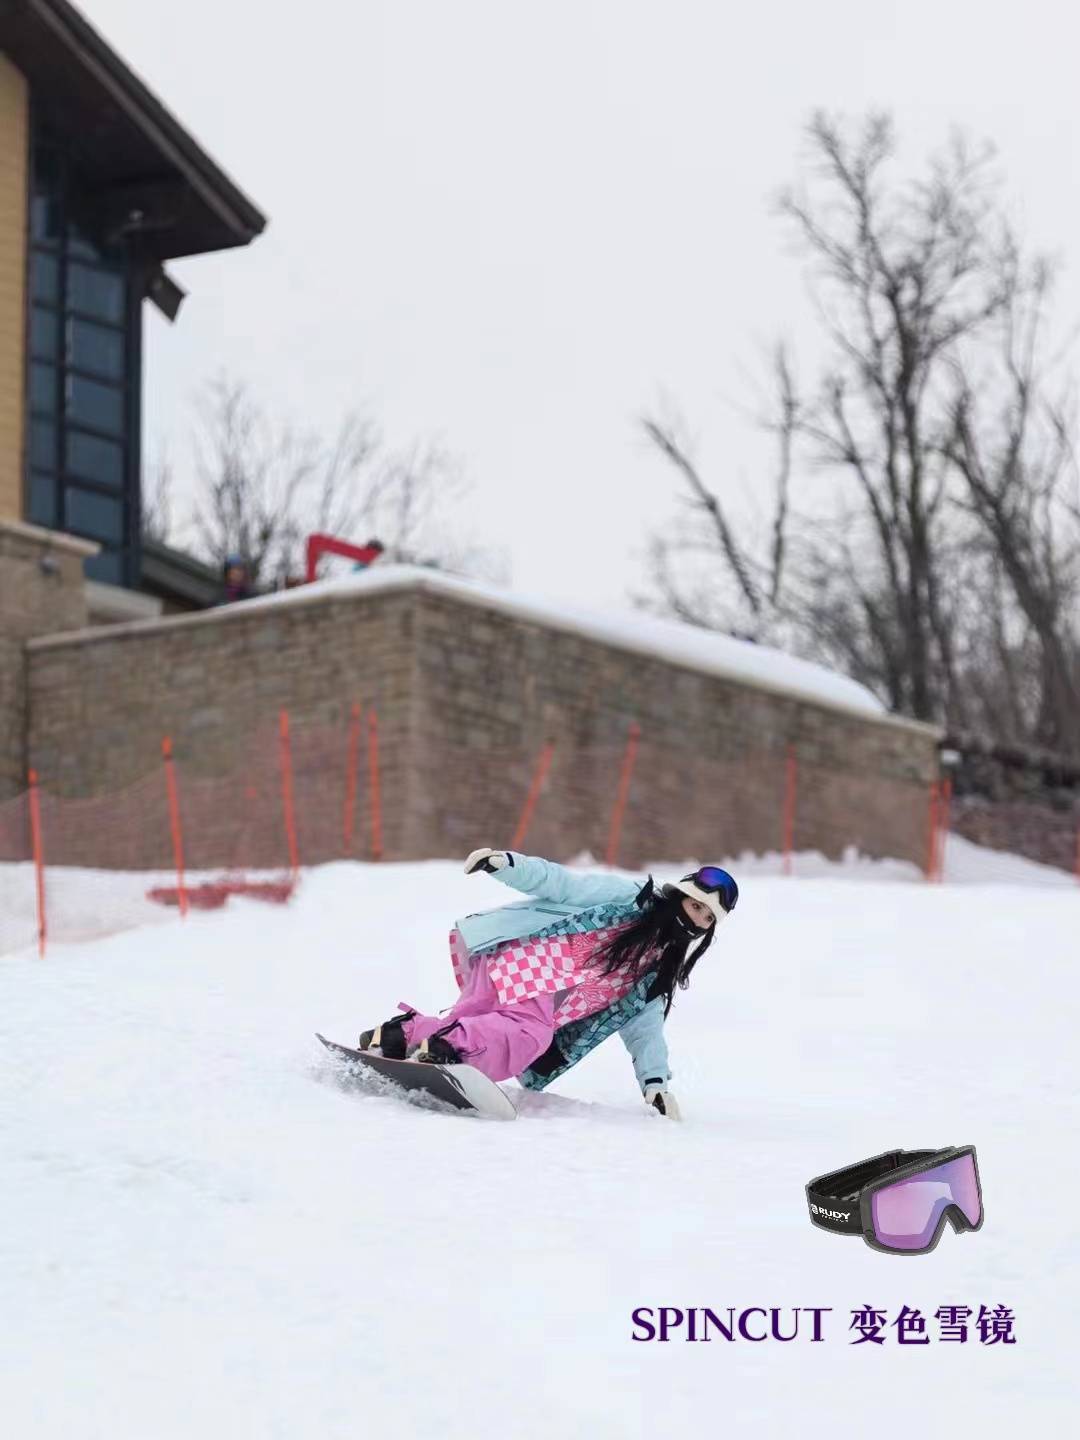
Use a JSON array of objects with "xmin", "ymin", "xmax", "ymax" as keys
[
  {"xmin": 190, "ymin": 377, "xmax": 377, "ymax": 586},
  {"xmin": 185, "ymin": 376, "xmax": 502, "ymax": 587},
  {"xmin": 141, "ymin": 449, "xmax": 175, "ymax": 546},
  {"xmin": 642, "ymin": 112, "xmax": 1080, "ymax": 753},
  {"xmin": 942, "ymin": 260, "xmax": 1080, "ymax": 750},
  {"xmin": 638, "ymin": 345, "xmax": 799, "ymax": 642}
]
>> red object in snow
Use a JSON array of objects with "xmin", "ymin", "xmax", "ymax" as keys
[
  {"xmin": 147, "ymin": 878, "xmax": 296, "ymax": 910},
  {"xmin": 305, "ymin": 534, "xmax": 385, "ymax": 583}
]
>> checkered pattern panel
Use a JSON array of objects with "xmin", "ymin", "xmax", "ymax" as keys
[
  {"xmin": 487, "ymin": 924, "xmax": 634, "ymax": 1019},
  {"xmin": 449, "ymin": 926, "xmax": 472, "ymax": 992}
]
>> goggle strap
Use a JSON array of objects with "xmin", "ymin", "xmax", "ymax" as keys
[{"xmin": 805, "ymin": 1183, "xmax": 864, "ymax": 1234}]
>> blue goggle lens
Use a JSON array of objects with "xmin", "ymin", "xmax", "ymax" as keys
[{"xmin": 686, "ymin": 866, "xmax": 739, "ymax": 913}]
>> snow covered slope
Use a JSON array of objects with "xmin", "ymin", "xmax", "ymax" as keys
[{"xmin": 2, "ymin": 859, "xmax": 1076, "ymax": 1437}]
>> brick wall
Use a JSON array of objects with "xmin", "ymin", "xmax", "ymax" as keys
[
  {"xmin": 0, "ymin": 520, "xmax": 94, "ymax": 798},
  {"xmin": 24, "ymin": 578, "xmax": 938, "ymax": 870},
  {"xmin": 0, "ymin": 54, "xmax": 28, "ymax": 523}
]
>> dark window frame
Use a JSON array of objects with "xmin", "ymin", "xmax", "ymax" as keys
[{"xmin": 23, "ymin": 111, "xmax": 143, "ymax": 588}]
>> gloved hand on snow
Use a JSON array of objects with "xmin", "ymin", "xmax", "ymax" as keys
[
  {"xmin": 644, "ymin": 1084, "xmax": 681, "ymax": 1121},
  {"xmin": 464, "ymin": 848, "xmax": 513, "ymax": 875}
]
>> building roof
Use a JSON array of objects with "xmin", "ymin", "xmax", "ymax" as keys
[
  {"xmin": 0, "ymin": 0, "xmax": 266, "ymax": 259},
  {"xmin": 140, "ymin": 539, "xmax": 223, "ymax": 610}
]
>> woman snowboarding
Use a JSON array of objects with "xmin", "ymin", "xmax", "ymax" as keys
[{"xmin": 358, "ymin": 849, "xmax": 738, "ymax": 1119}]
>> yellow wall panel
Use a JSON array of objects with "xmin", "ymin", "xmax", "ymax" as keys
[{"xmin": 0, "ymin": 54, "xmax": 28, "ymax": 523}]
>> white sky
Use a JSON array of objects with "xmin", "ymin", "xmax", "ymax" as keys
[{"xmin": 81, "ymin": 0, "xmax": 1080, "ymax": 608}]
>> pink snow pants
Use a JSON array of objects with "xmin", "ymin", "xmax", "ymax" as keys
[{"xmin": 400, "ymin": 960, "xmax": 557, "ymax": 1082}]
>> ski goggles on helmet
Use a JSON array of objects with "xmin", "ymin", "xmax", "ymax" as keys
[
  {"xmin": 683, "ymin": 867, "xmax": 739, "ymax": 914},
  {"xmin": 806, "ymin": 1147, "xmax": 983, "ymax": 1255}
]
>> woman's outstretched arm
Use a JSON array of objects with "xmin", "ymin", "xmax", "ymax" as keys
[{"xmin": 485, "ymin": 851, "xmax": 644, "ymax": 908}]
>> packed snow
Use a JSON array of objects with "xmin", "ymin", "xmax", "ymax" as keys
[
  {"xmin": 2, "ymin": 853, "xmax": 1076, "ymax": 1437},
  {"xmin": 2, "ymin": 831, "xmax": 1072, "ymax": 959}
]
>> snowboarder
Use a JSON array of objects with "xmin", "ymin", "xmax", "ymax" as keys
[{"xmin": 358, "ymin": 849, "xmax": 738, "ymax": 1119}]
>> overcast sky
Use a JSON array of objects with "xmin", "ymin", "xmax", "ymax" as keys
[{"xmin": 84, "ymin": 0, "xmax": 1080, "ymax": 609}]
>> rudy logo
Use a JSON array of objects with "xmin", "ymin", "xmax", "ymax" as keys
[{"xmin": 810, "ymin": 1203, "xmax": 851, "ymax": 1221}]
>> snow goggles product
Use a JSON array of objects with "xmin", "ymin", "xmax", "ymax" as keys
[
  {"xmin": 806, "ymin": 1147, "xmax": 983, "ymax": 1255},
  {"xmin": 684, "ymin": 867, "xmax": 739, "ymax": 913}
]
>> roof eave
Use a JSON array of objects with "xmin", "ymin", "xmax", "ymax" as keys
[{"xmin": 21, "ymin": 0, "xmax": 266, "ymax": 252}]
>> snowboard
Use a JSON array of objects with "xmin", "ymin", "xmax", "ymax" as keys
[{"xmin": 315, "ymin": 1034, "xmax": 518, "ymax": 1121}]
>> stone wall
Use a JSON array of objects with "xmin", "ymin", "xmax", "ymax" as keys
[
  {"xmin": 23, "ymin": 576, "xmax": 940, "ymax": 870},
  {"xmin": 405, "ymin": 589, "xmax": 938, "ymax": 868},
  {"xmin": 945, "ymin": 736, "xmax": 1080, "ymax": 874},
  {"xmin": 27, "ymin": 587, "xmax": 420, "ymax": 864},
  {"xmin": 0, "ymin": 521, "xmax": 94, "ymax": 798}
]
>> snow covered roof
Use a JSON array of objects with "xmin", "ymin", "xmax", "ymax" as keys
[{"xmin": 240, "ymin": 564, "xmax": 916, "ymax": 728}]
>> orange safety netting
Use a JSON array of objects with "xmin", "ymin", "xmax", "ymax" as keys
[{"xmin": 4, "ymin": 709, "xmax": 1072, "ymax": 958}]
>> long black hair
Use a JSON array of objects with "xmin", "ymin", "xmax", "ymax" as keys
[{"xmin": 591, "ymin": 885, "xmax": 714, "ymax": 1018}]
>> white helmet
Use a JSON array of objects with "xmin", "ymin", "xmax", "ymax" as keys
[{"xmin": 661, "ymin": 865, "xmax": 739, "ymax": 929}]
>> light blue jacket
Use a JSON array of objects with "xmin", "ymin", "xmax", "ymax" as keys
[{"xmin": 454, "ymin": 853, "xmax": 671, "ymax": 1092}]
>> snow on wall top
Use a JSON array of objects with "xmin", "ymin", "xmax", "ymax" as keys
[{"xmin": 242, "ymin": 563, "xmax": 894, "ymax": 723}]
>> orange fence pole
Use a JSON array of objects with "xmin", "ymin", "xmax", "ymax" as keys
[
  {"xmin": 343, "ymin": 702, "xmax": 363, "ymax": 855},
  {"xmin": 925, "ymin": 780, "xmax": 940, "ymax": 882},
  {"xmin": 782, "ymin": 744, "xmax": 798, "ymax": 877},
  {"xmin": 27, "ymin": 769, "xmax": 46, "ymax": 958},
  {"xmin": 937, "ymin": 776, "xmax": 953, "ymax": 885},
  {"xmin": 279, "ymin": 710, "xmax": 300, "ymax": 875},
  {"xmin": 605, "ymin": 722, "xmax": 641, "ymax": 867},
  {"xmin": 511, "ymin": 742, "xmax": 555, "ymax": 852},
  {"xmin": 368, "ymin": 707, "xmax": 383, "ymax": 861},
  {"xmin": 161, "ymin": 738, "xmax": 189, "ymax": 917}
]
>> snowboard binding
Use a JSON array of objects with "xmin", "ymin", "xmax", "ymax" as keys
[{"xmin": 358, "ymin": 1009, "xmax": 416, "ymax": 1061}]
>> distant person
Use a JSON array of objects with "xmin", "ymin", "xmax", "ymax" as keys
[
  {"xmin": 221, "ymin": 553, "xmax": 254, "ymax": 604},
  {"xmin": 351, "ymin": 538, "xmax": 385, "ymax": 571},
  {"xmin": 356, "ymin": 850, "xmax": 738, "ymax": 1119}
]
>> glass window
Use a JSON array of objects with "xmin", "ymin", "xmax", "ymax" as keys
[
  {"xmin": 32, "ymin": 141, "xmax": 61, "ymax": 193},
  {"xmin": 85, "ymin": 548, "xmax": 123, "ymax": 585},
  {"xmin": 28, "ymin": 471, "xmax": 58, "ymax": 529},
  {"xmin": 67, "ymin": 262, "xmax": 125, "ymax": 325},
  {"xmin": 30, "ymin": 362, "xmax": 57, "ymax": 416},
  {"xmin": 30, "ymin": 307, "xmax": 59, "ymax": 361},
  {"xmin": 66, "ymin": 428, "xmax": 123, "ymax": 489},
  {"xmin": 67, "ymin": 226, "xmax": 101, "ymax": 263},
  {"xmin": 67, "ymin": 318, "xmax": 124, "ymax": 380},
  {"xmin": 31, "ymin": 251, "xmax": 59, "ymax": 305},
  {"xmin": 30, "ymin": 146, "xmax": 62, "ymax": 244},
  {"xmin": 30, "ymin": 194, "xmax": 62, "ymax": 246},
  {"xmin": 66, "ymin": 374, "xmax": 123, "ymax": 435},
  {"xmin": 30, "ymin": 417, "xmax": 58, "ymax": 470},
  {"xmin": 25, "ymin": 119, "xmax": 137, "ymax": 590},
  {"xmin": 65, "ymin": 486, "xmax": 124, "ymax": 545}
]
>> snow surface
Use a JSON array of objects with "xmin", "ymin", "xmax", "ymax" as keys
[
  {"xmin": 3, "ymin": 831, "xmax": 1071, "ymax": 959},
  {"xmin": 235, "ymin": 563, "xmax": 894, "ymax": 721},
  {"xmin": 2, "ymin": 853, "xmax": 1076, "ymax": 1436}
]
